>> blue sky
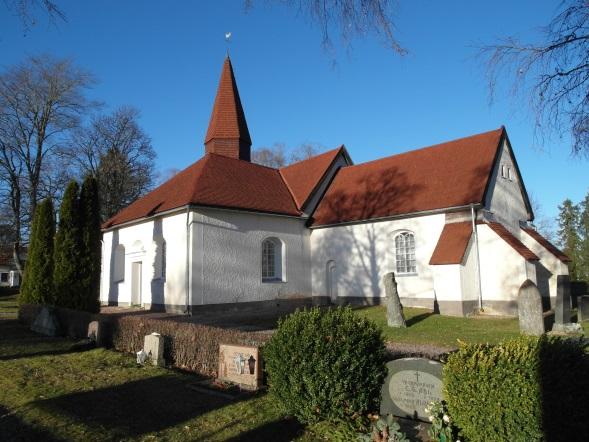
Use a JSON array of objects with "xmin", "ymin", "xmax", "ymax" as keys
[{"xmin": 1, "ymin": 1, "xmax": 586, "ymax": 220}]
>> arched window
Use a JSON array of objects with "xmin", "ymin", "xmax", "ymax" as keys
[
  {"xmin": 395, "ymin": 232, "xmax": 416, "ymax": 274},
  {"xmin": 113, "ymin": 244, "xmax": 125, "ymax": 282},
  {"xmin": 262, "ymin": 237, "xmax": 284, "ymax": 282}
]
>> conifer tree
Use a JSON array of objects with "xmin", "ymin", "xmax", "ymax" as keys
[
  {"xmin": 79, "ymin": 175, "xmax": 101, "ymax": 313},
  {"xmin": 558, "ymin": 198, "xmax": 581, "ymax": 280},
  {"xmin": 53, "ymin": 180, "xmax": 82, "ymax": 308},
  {"xmin": 19, "ymin": 199, "xmax": 55, "ymax": 305},
  {"xmin": 579, "ymin": 192, "xmax": 589, "ymax": 282}
]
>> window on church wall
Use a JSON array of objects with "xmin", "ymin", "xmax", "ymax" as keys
[
  {"xmin": 394, "ymin": 232, "xmax": 416, "ymax": 275},
  {"xmin": 262, "ymin": 238, "xmax": 284, "ymax": 282},
  {"xmin": 113, "ymin": 245, "xmax": 125, "ymax": 282}
]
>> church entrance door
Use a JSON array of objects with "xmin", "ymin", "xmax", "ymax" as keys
[{"xmin": 131, "ymin": 261, "xmax": 143, "ymax": 306}]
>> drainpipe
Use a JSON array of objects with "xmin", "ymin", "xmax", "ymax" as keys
[
  {"xmin": 185, "ymin": 207, "xmax": 196, "ymax": 315},
  {"xmin": 471, "ymin": 204, "xmax": 484, "ymax": 311}
]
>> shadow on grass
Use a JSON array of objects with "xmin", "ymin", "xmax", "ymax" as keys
[
  {"xmin": 0, "ymin": 320, "xmax": 82, "ymax": 361},
  {"xmin": 32, "ymin": 375, "xmax": 247, "ymax": 438},
  {"xmin": 223, "ymin": 417, "xmax": 305, "ymax": 441},
  {"xmin": 405, "ymin": 312, "xmax": 433, "ymax": 327},
  {"xmin": 0, "ymin": 405, "xmax": 63, "ymax": 442}
]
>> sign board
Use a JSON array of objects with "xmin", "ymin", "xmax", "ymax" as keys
[
  {"xmin": 218, "ymin": 344, "xmax": 262, "ymax": 390},
  {"xmin": 380, "ymin": 358, "xmax": 443, "ymax": 422}
]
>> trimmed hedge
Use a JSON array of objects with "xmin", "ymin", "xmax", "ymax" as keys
[
  {"xmin": 263, "ymin": 307, "xmax": 387, "ymax": 424},
  {"xmin": 110, "ymin": 315, "xmax": 270, "ymax": 376},
  {"xmin": 444, "ymin": 336, "xmax": 589, "ymax": 442},
  {"xmin": 18, "ymin": 304, "xmax": 270, "ymax": 377}
]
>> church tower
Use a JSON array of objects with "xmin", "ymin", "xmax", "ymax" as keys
[{"xmin": 204, "ymin": 57, "xmax": 252, "ymax": 161}]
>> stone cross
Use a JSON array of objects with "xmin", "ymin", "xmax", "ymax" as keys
[
  {"xmin": 518, "ymin": 280, "xmax": 545, "ymax": 336},
  {"xmin": 383, "ymin": 272, "xmax": 406, "ymax": 328}
]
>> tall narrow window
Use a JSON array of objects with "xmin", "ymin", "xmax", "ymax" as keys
[
  {"xmin": 395, "ymin": 232, "xmax": 416, "ymax": 274},
  {"xmin": 262, "ymin": 238, "xmax": 283, "ymax": 282}
]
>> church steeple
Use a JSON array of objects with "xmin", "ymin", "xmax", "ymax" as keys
[{"xmin": 204, "ymin": 56, "xmax": 252, "ymax": 161}]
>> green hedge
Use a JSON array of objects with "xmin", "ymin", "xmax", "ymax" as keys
[
  {"xmin": 444, "ymin": 336, "xmax": 589, "ymax": 442},
  {"xmin": 263, "ymin": 307, "xmax": 387, "ymax": 424}
]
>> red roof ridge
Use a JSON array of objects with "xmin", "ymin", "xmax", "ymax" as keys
[
  {"xmin": 521, "ymin": 226, "xmax": 571, "ymax": 263},
  {"xmin": 479, "ymin": 221, "xmax": 539, "ymax": 261},
  {"xmin": 348, "ymin": 127, "xmax": 504, "ymax": 170}
]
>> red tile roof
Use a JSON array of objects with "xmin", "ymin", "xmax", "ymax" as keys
[
  {"xmin": 311, "ymin": 128, "xmax": 505, "ymax": 226},
  {"xmin": 429, "ymin": 222, "xmax": 473, "ymax": 265},
  {"xmin": 103, "ymin": 154, "xmax": 300, "ymax": 228},
  {"xmin": 280, "ymin": 147, "xmax": 345, "ymax": 209},
  {"xmin": 521, "ymin": 227, "xmax": 571, "ymax": 263},
  {"xmin": 205, "ymin": 57, "xmax": 252, "ymax": 160},
  {"xmin": 483, "ymin": 222, "xmax": 539, "ymax": 261}
]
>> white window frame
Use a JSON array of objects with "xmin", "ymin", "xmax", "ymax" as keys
[
  {"xmin": 394, "ymin": 231, "xmax": 417, "ymax": 276},
  {"xmin": 261, "ymin": 237, "xmax": 285, "ymax": 283}
]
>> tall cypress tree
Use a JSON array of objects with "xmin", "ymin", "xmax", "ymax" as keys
[
  {"xmin": 79, "ymin": 175, "xmax": 102, "ymax": 313},
  {"xmin": 19, "ymin": 199, "xmax": 55, "ymax": 305},
  {"xmin": 54, "ymin": 180, "xmax": 82, "ymax": 309},
  {"xmin": 579, "ymin": 192, "xmax": 589, "ymax": 282},
  {"xmin": 557, "ymin": 198, "xmax": 581, "ymax": 280}
]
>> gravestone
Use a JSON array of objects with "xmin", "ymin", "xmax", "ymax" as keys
[
  {"xmin": 381, "ymin": 358, "xmax": 443, "ymax": 422},
  {"xmin": 31, "ymin": 306, "xmax": 61, "ymax": 337},
  {"xmin": 87, "ymin": 321, "xmax": 106, "ymax": 347},
  {"xmin": 555, "ymin": 275, "xmax": 571, "ymax": 325},
  {"xmin": 578, "ymin": 296, "xmax": 589, "ymax": 322},
  {"xmin": 518, "ymin": 280, "xmax": 545, "ymax": 336},
  {"xmin": 383, "ymin": 272, "xmax": 406, "ymax": 328},
  {"xmin": 144, "ymin": 332, "xmax": 165, "ymax": 367},
  {"xmin": 552, "ymin": 275, "xmax": 582, "ymax": 332},
  {"xmin": 218, "ymin": 344, "xmax": 262, "ymax": 390}
]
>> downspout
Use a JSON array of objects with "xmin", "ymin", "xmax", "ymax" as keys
[
  {"xmin": 471, "ymin": 204, "xmax": 484, "ymax": 311},
  {"xmin": 185, "ymin": 207, "xmax": 196, "ymax": 315}
]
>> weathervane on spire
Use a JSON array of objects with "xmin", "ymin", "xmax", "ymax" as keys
[{"xmin": 225, "ymin": 32, "xmax": 232, "ymax": 56}]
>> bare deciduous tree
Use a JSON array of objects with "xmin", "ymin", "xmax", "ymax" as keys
[
  {"xmin": 481, "ymin": 0, "xmax": 589, "ymax": 155},
  {"xmin": 252, "ymin": 142, "xmax": 323, "ymax": 167},
  {"xmin": 245, "ymin": 0, "xmax": 405, "ymax": 55},
  {"xmin": 0, "ymin": 55, "xmax": 93, "ymax": 274},
  {"xmin": 68, "ymin": 106, "xmax": 156, "ymax": 221},
  {"xmin": 4, "ymin": 0, "xmax": 66, "ymax": 31}
]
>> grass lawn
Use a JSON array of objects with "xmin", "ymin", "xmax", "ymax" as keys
[
  {"xmin": 0, "ymin": 296, "xmax": 349, "ymax": 442},
  {"xmin": 357, "ymin": 306, "xmax": 546, "ymax": 347}
]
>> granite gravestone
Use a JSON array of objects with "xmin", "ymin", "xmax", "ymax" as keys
[
  {"xmin": 144, "ymin": 332, "xmax": 165, "ymax": 367},
  {"xmin": 383, "ymin": 272, "xmax": 406, "ymax": 328},
  {"xmin": 555, "ymin": 275, "xmax": 571, "ymax": 325},
  {"xmin": 518, "ymin": 280, "xmax": 545, "ymax": 336},
  {"xmin": 552, "ymin": 275, "xmax": 582, "ymax": 332},
  {"xmin": 31, "ymin": 306, "xmax": 61, "ymax": 337},
  {"xmin": 578, "ymin": 296, "xmax": 589, "ymax": 322},
  {"xmin": 381, "ymin": 358, "xmax": 443, "ymax": 422},
  {"xmin": 87, "ymin": 321, "xmax": 106, "ymax": 347},
  {"xmin": 218, "ymin": 344, "xmax": 262, "ymax": 390}
]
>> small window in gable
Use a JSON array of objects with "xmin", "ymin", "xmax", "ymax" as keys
[
  {"xmin": 501, "ymin": 164, "xmax": 507, "ymax": 179},
  {"xmin": 113, "ymin": 244, "xmax": 125, "ymax": 282},
  {"xmin": 395, "ymin": 232, "xmax": 416, "ymax": 275},
  {"xmin": 262, "ymin": 237, "xmax": 284, "ymax": 282},
  {"xmin": 507, "ymin": 166, "xmax": 513, "ymax": 181}
]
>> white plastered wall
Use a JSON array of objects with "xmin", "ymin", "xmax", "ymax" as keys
[
  {"xmin": 476, "ymin": 224, "xmax": 534, "ymax": 310},
  {"xmin": 310, "ymin": 213, "xmax": 446, "ymax": 305},
  {"xmin": 100, "ymin": 212, "xmax": 188, "ymax": 308},
  {"xmin": 519, "ymin": 229, "xmax": 569, "ymax": 305},
  {"xmin": 190, "ymin": 208, "xmax": 311, "ymax": 305}
]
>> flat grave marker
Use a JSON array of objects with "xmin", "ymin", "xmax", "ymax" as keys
[
  {"xmin": 381, "ymin": 357, "xmax": 443, "ymax": 422},
  {"xmin": 218, "ymin": 344, "xmax": 262, "ymax": 390}
]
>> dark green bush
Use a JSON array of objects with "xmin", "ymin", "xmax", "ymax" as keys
[
  {"xmin": 444, "ymin": 336, "xmax": 589, "ymax": 442},
  {"xmin": 263, "ymin": 307, "xmax": 387, "ymax": 424}
]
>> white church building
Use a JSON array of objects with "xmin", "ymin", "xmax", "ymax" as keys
[{"xmin": 99, "ymin": 57, "xmax": 570, "ymax": 316}]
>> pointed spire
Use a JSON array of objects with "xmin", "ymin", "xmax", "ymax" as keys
[{"xmin": 204, "ymin": 56, "xmax": 252, "ymax": 161}]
